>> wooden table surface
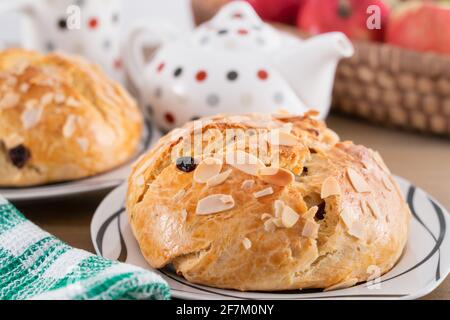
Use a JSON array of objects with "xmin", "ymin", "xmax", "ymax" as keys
[{"xmin": 12, "ymin": 114, "xmax": 450, "ymax": 300}]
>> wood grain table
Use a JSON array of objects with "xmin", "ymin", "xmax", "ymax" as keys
[{"xmin": 13, "ymin": 114, "xmax": 450, "ymax": 300}]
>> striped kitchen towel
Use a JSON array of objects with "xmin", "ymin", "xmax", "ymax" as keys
[{"xmin": 0, "ymin": 196, "xmax": 170, "ymax": 300}]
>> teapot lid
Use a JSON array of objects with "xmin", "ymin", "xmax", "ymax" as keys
[{"xmin": 191, "ymin": 2, "xmax": 288, "ymax": 53}]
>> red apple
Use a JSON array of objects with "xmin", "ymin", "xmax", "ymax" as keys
[
  {"xmin": 246, "ymin": 0, "xmax": 305, "ymax": 25},
  {"xmin": 387, "ymin": 1, "xmax": 450, "ymax": 55},
  {"xmin": 298, "ymin": 0, "xmax": 390, "ymax": 42}
]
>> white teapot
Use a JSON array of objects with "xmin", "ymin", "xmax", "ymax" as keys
[{"xmin": 124, "ymin": 1, "xmax": 354, "ymax": 131}]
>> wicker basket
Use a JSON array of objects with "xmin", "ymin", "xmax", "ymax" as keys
[
  {"xmin": 191, "ymin": 0, "xmax": 450, "ymax": 137},
  {"xmin": 333, "ymin": 41, "xmax": 450, "ymax": 137}
]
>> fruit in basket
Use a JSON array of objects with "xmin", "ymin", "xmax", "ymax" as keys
[
  {"xmin": 298, "ymin": 0, "xmax": 390, "ymax": 41},
  {"xmin": 246, "ymin": 0, "xmax": 305, "ymax": 24},
  {"xmin": 386, "ymin": 1, "xmax": 450, "ymax": 55}
]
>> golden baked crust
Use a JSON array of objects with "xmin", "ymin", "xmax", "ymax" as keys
[
  {"xmin": 127, "ymin": 112, "xmax": 411, "ymax": 291},
  {"xmin": 0, "ymin": 49, "xmax": 143, "ymax": 186}
]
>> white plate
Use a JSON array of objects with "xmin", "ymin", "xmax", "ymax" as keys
[
  {"xmin": 0, "ymin": 121, "xmax": 161, "ymax": 202},
  {"xmin": 91, "ymin": 176, "xmax": 450, "ymax": 300}
]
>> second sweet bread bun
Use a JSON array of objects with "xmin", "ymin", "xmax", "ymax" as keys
[
  {"xmin": 0, "ymin": 49, "xmax": 143, "ymax": 186},
  {"xmin": 127, "ymin": 112, "xmax": 410, "ymax": 291}
]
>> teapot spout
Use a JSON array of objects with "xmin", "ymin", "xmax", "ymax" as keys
[
  {"xmin": 276, "ymin": 32, "xmax": 354, "ymax": 118},
  {"xmin": 312, "ymin": 32, "xmax": 355, "ymax": 60}
]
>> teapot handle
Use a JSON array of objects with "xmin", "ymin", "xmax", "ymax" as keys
[{"xmin": 123, "ymin": 22, "xmax": 179, "ymax": 95}]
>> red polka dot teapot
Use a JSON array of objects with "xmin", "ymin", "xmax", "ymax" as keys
[{"xmin": 124, "ymin": 1, "xmax": 354, "ymax": 131}]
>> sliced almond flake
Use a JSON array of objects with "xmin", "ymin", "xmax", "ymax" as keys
[
  {"xmin": 320, "ymin": 177, "xmax": 342, "ymax": 199},
  {"xmin": 194, "ymin": 157, "xmax": 223, "ymax": 184},
  {"xmin": 19, "ymin": 83, "xmax": 30, "ymax": 93},
  {"xmin": 266, "ymin": 129, "xmax": 300, "ymax": 146},
  {"xmin": 261, "ymin": 213, "xmax": 272, "ymax": 220},
  {"xmin": 372, "ymin": 151, "xmax": 391, "ymax": 174},
  {"xmin": 302, "ymin": 220, "xmax": 319, "ymax": 239},
  {"xmin": 389, "ymin": 175, "xmax": 404, "ymax": 200},
  {"xmin": 347, "ymin": 168, "xmax": 371, "ymax": 193},
  {"xmin": 63, "ymin": 115, "xmax": 77, "ymax": 138},
  {"xmin": 264, "ymin": 219, "xmax": 276, "ymax": 232},
  {"xmin": 272, "ymin": 111, "xmax": 293, "ymax": 120},
  {"xmin": 274, "ymin": 108, "xmax": 291, "ymax": 114},
  {"xmin": 174, "ymin": 189, "xmax": 186, "ymax": 202},
  {"xmin": 281, "ymin": 206, "xmax": 300, "ymax": 228},
  {"xmin": 3, "ymin": 134, "xmax": 24, "ymax": 148},
  {"xmin": 340, "ymin": 208, "xmax": 355, "ymax": 230},
  {"xmin": 225, "ymin": 150, "xmax": 265, "ymax": 176},
  {"xmin": 382, "ymin": 175, "xmax": 393, "ymax": 191},
  {"xmin": 12, "ymin": 60, "xmax": 29, "ymax": 75},
  {"xmin": 54, "ymin": 93, "xmax": 66, "ymax": 104},
  {"xmin": 259, "ymin": 166, "xmax": 278, "ymax": 176},
  {"xmin": 366, "ymin": 197, "xmax": 382, "ymax": 218},
  {"xmin": 196, "ymin": 194, "xmax": 235, "ymax": 215},
  {"xmin": 40, "ymin": 93, "xmax": 54, "ymax": 106},
  {"xmin": 6, "ymin": 76, "xmax": 17, "ymax": 86},
  {"xmin": 135, "ymin": 175, "xmax": 145, "ymax": 187},
  {"xmin": 341, "ymin": 208, "xmax": 364, "ymax": 238},
  {"xmin": 253, "ymin": 187, "xmax": 274, "ymax": 199},
  {"xmin": 242, "ymin": 237, "xmax": 252, "ymax": 250},
  {"xmin": 323, "ymin": 128, "xmax": 340, "ymax": 145},
  {"xmin": 258, "ymin": 166, "xmax": 294, "ymax": 187},
  {"xmin": 324, "ymin": 278, "xmax": 358, "ymax": 292},
  {"xmin": 304, "ymin": 110, "xmax": 320, "ymax": 118},
  {"xmin": 261, "ymin": 155, "xmax": 272, "ymax": 166},
  {"xmin": 361, "ymin": 199, "xmax": 371, "ymax": 217},
  {"xmin": 228, "ymin": 115, "xmax": 250, "ymax": 123},
  {"xmin": 361, "ymin": 160, "xmax": 371, "ymax": 170},
  {"xmin": 207, "ymin": 169, "xmax": 232, "ymax": 187},
  {"xmin": 25, "ymin": 99, "xmax": 37, "ymax": 109},
  {"xmin": 21, "ymin": 105, "xmax": 43, "ymax": 130},
  {"xmin": 36, "ymin": 78, "xmax": 54, "ymax": 87},
  {"xmin": 274, "ymin": 200, "xmax": 285, "ymax": 218},
  {"xmin": 180, "ymin": 209, "xmax": 188, "ymax": 222},
  {"xmin": 66, "ymin": 97, "xmax": 81, "ymax": 107},
  {"xmin": 169, "ymin": 127, "xmax": 187, "ymax": 143},
  {"xmin": 272, "ymin": 217, "xmax": 283, "ymax": 227},
  {"xmin": 131, "ymin": 154, "xmax": 146, "ymax": 169},
  {"xmin": 280, "ymin": 123, "xmax": 293, "ymax": 134},
  {"xmin": 348, "ymin": 220, "xmax": 364, "ymax": 239},
  {"xmin": 133, "ymin": 158, "xmax": 153, "ymax": 179},
  {"xmin": 94, "ymin": 125, "xmax": 115, "ymax": 146},
  {"xmin": 76, "ymin": 138, "xmax": 89, "ymax": 152},
  {"xmin": 241, "ymin": 179, "xmax": 255, "ymax": 190},
  {"xmin": 303, "ymin": 206, "xmax": 318, "ymax": 220},
  {"xmin": 0, "ymin": 92, "xmax": 20, "ymax": 109}
]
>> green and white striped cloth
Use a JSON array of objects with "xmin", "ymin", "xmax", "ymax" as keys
[{"xmin": 0, "ymin": 195, "xmax": 170, "ymax": 300}]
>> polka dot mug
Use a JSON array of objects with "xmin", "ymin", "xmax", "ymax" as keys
[
  {"xmin": 0, "ymin": 0, "xmax": 124, "ymax": 82},
  {"xmin": 123, "ymin": 1, "xmax": 354, "ymax": 131}
]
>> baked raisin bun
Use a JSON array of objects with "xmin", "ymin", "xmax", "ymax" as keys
[
  {"xmin": 0, "ymin": 49, "xmax": 143, "ymax": 186},
  {"xmin": 127, "ymin": 112, "xmax": 410, "ymax": 291}
]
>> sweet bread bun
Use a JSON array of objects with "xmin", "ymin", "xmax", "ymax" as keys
[
  {"xmin": 0, "ymin": 49, "xmax": 143, "ymax": 186},
  {"xmin": 127, "ymin": 112, "xmax": 410, "ymax": 291}
]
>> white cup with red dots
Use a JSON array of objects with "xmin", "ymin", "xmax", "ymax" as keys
[{"xmin": 0, "ymin": 0, "xmax": 124, "ymax": 82}]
